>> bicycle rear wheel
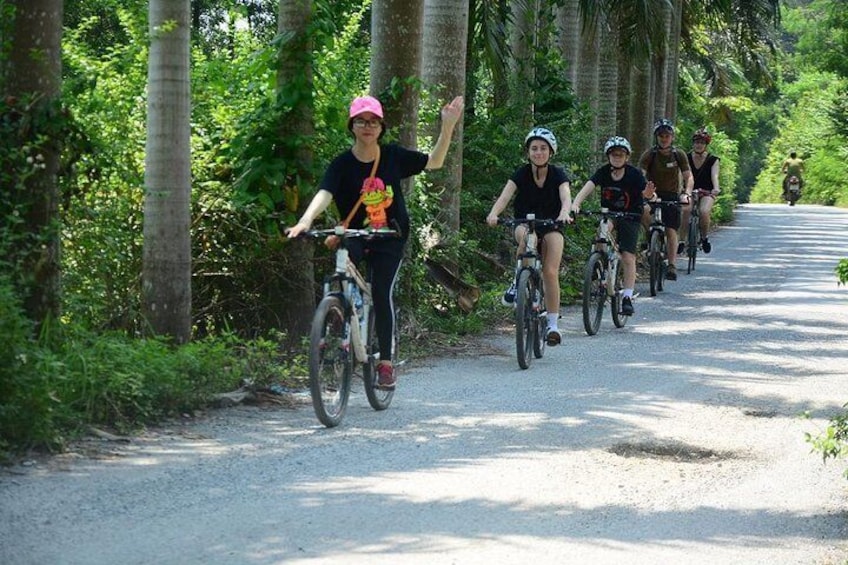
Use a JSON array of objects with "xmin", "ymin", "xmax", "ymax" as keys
[
  {"xmin": 582, "ymin": 252, "xmax": 605, "ymax": 336},
  {"xmin": 515, "ymin": 269, "xmax": 535, "ymax": 369},
  {"xmin": 610, "ymin": 258, "xmax": 628, "ymax": 328},
  {"xmin": 649, "ymin": 230, "xmax": 663, "ymax": 296},
  {"xmin": 309, "ymin": 296, "xmax": 352, "ymax": 428},
  {"xmin": 687, "ymin": 216, "xmax": 699, "ymax": 274},
  {"xmin": 363, "ymin": 306, "xmax": 394, "ymax": 411}
]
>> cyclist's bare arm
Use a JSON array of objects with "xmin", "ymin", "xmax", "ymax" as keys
[
  {"xmin": 286, "ymin": 189, "xmax": 333, "ymax": 238},
  {"xmin": 425, "ymin": 96, "xmax": 464, "ymax": 170},
  {"xmin": 570, "ymin": 180, "xmax": 597, "ymax": 214},
  {"xmin": 486, "ymin": 180, "xmax": 517, "ymax": 226},
  {"xmin": 558, "ymin": 181, "xmax": 574, "ymax": 223},
  {"xmin": 682, "ymin": 170, "xmax": 694, "ymax": 199}
]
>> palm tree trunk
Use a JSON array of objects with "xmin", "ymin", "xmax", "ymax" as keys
[
  {"xmin": 142, "ymin": 0, "xmax": 192, "ymax": 343},
  {"xmin": 664, "ymin": 0, "xmax": 683, "ymax": 120},
  {"xmin": 556, "ymin": 0, "xmax": 581, "ymax": 86},
  {"xmin": 422, "ymin": 0, "xmax": 469, "ymax": 233},
  {"xmin": 371, "ymin": 0, "xmax": 423, "ymax": 195},
  {"xmin": 274, "ymin": 0, "xmax": 316, "ymax": 344},
  {"xmin": 575, "ymin": 11, "xmax": 599, "ymax": 149},
  {"xmin": 651, "ymin": 0, "xmax": 672, "ymax": 121},
  {"xmin": 629, "ymin": 54, "xmax": 653, "ymax": 160},
  {"xmin": 509, "ymin": 0, "xmax": 538, "ymax": 126},
  {"xmin": 1, "ymin": 0, "xmax": 63, "ymax": 330},
  {"xmin": 596, "ymin": 18, "xmax": 618, "ymax": 151}
]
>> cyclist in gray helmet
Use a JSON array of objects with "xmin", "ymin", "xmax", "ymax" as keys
[{"xmin": 572, "ymin": 136, "xmax": 655, "ymax": 316}]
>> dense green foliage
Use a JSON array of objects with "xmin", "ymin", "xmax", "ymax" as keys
[{"xmin": 749, "ymin": 0, "xmax": 848, "ymax": 204}]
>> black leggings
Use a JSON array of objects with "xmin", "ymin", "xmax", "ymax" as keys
[{"xmin": 347, "ymin": 237, "xmax": 404, "ymax": 363}]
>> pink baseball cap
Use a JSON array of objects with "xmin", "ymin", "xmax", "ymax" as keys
[{"xmin": 349, "ymin": 95, "xmax": 384, "ymax": 119}]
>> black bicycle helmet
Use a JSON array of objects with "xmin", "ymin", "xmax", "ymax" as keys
[{"xmin": 653, "ymin": 118, "xmax": 674, "ymax": 135}]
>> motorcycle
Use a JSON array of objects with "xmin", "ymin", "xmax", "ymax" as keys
[{"xmin": 784, "ymin": 175, "xmax": 802, "ymax": 206}]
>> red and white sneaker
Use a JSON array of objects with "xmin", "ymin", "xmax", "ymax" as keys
[{"xmin": 376, "ymin": 363, "xmax": 396, "ymax": 390}]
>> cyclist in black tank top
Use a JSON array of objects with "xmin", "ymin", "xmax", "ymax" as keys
[{"xmin": 687, "ymin": 128, "xmax": 721, "ymax": 253}]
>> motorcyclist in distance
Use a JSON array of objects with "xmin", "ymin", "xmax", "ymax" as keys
[{"xmin": 781, "ymin": 151, "xmax": 805, "ymax": 200}]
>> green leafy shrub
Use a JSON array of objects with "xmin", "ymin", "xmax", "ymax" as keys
[{"xmin": 0, "ymin": 277, "xmax": 62, "ymax": 453}]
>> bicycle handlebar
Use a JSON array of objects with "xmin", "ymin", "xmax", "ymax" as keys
[
  {"xmin": 575, "ymin": 209, "xmax": 642, "ymax": 220},
  {"xmin": 646, "ymin": 200, "xmax": 681, "ymax": 210},
  {"xmin": 302, "ymin": 227, "xmax": 401, "ymax": 240},
  {"xmin": 497, "ymin": 217, "xmax": 565, "ymax": 229}
]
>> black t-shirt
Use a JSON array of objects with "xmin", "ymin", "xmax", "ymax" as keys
[
  {"xmin": 589, "ymin": 164, "xmax": 646, "ymax": 213},
  {"xmin": 510, "ymin": 163, "xmax": 570, "ymax": 219},
  {"xmin": 320, "ymin": 143, "xmax": 429, "ymax": 238}
]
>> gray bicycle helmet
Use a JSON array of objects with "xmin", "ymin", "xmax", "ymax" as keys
[
  {"xmin": 524, "ymin": 127, "xmax": 558, "ymax": 155},
  {"xmin": 653, "ymin": 118, "xmax": 674, "ymax": 135},
  {"xmin": 604, "ymin": 136, "xmax": 632, "ymax": 155}
]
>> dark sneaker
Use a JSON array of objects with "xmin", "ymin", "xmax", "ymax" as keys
[
  {"xmin": 501, "ymin": 282, "xmax": 517, "ymax": 306},
  {"xmin": 666, "ymin": 264, "xmax": 678, "ymax": 281},
  {"xmin": 701, "ymin": 238, "xmax": 711, "ymax": 254},
  {"xmin": 677, "ymin": 241, "xmax": 685, "ymax": 254},
  {"xmin": 545, "ymin": 328, "xmax": 561, "ymax": 346},
  {"xmin": 621, "ymin": 296, "xmax": 634, "ymax": 316},
  {"xmin": 376, "ymin": 363, "xmax": 396, "ymax": 390}
]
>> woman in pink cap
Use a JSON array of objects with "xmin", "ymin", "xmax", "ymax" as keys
[{"xmin": 287, "ymin": 94, "xmax": 464, "ymax": 390}]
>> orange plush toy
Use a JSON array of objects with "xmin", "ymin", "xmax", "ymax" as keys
[{"xmin": 361, "ymin": 176, "xmax": 393, "ymax": 229}]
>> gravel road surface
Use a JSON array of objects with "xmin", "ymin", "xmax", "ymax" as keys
[{"xmin": 2, "ymin": 203, "xmax": 847, "ymax": 564}]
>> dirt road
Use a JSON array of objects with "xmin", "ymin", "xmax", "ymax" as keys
[{"xmin": 2, "ymin": 204, "xmax": 847, "ymax": 564}]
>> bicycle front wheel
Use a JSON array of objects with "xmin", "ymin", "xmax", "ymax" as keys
[
  {"xmin": 649, "ymin": 230, "xmax": 663, "ymax": 297},
  {"xmin": 687, "ymin": 216, "xmax": 699, "ymax": 274},
  {"xmin": 515, "ymin": 269, "xmax": 535, "ymax": 369},
  {"xmin": 363, "ymin": 306, "xmax": 394, "ymax": 411},
  {"xmin": 610, "ymin": 258, "xmax": 628, "ymax": 328},
  {"xmin": 582, "ymin": 253, "xmax": 605, "ymax": 336},
  {"xmin": 309, "ymin": 296, "xmax": 352, "ymax": 428},
  {"xmin": 533, "ymin": 276, "xmax": 546, "ymax": 359}
]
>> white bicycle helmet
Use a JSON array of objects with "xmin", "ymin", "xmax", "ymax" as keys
[
  {"xmin": 524, "ymin": 127, "xmax": 558, "ymax": 155},
  {"xmin": 604, "ymin": 136, "xmax": 632, "ymax": 155}
]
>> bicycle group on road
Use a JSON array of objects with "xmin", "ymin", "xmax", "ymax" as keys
[
  {"xmin": 286, "ymin": 93, "xmax": 723, "ymax": 424},
  {"xmin": 491, "ymin": 118, "xmax": 722, "ymax": 334}
]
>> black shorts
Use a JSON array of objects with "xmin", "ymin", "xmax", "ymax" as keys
[
  {"xmin": 656, "ymin": 197, "xmax": 682, "ymax": 231},
  {"xmin": 614, "ymin": 217, "xmax": 640, "ymax": 254}
]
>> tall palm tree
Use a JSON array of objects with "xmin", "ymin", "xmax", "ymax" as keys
[
  {"xmin": 422, "ymin": 0, "xmax": 469, "ymax": 233},
  {"xmin": 556, "ymin": 0, "xmax": 581, "ymax": 86},
  {"xmin": 509, "ymin": 0, "xmax": 538, "ymax": 126},
  {"xmin": 0, "ymin": 0, "xmax": 64, "ymax": 329},
  {"xmin": 370, "ymin": 0, "xmax": 424, "ymax": 153},
  {"xmin": 142, "ymin": 0, "xmax": 192, "ymax": 343},
  {"xmin": 273, "ymin": 0, "xmax": 316, "ymax": 342}
]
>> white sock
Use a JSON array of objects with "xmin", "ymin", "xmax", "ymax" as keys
[
  {"xmin": 547, "ymin": 313, "xmax": 558, "ymax": 330},
  {"xmin": 623, "ymin": 288, "xmax": 634, "ymax": 298}
]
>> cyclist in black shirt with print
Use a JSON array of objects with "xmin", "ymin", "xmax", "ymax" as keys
[{"xmin": 571, "ymin": 136, "xmax": 655, "ymax": 316}]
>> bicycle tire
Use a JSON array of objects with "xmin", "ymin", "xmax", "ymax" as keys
[
  {"xmin": 610, "ymin": 258, "xmax": 628, "ymax": 328},
  {"xmin": 533, "ymin": 275, "xmax": 546, "ymax": 359},
  {"xmin": 515, "ymin": 269, "xmax": 534, "ymax": 369},
  {"xmin": 687, "ymin": 215, "xmax": 699, "ymax": 274},
  {"xmin": 649, "ymin": 230, "xmax": 663, "ymax": 297},
  {"xmin": 362, "ymin": 305, "xmax": 394, "ymax": 411},
  {"xmin": 309, "ymin": 296, "xmax": 352, "ymax": 428},
  {"xmin": 582, "ymin": 252, "xmax": 605, "ymax": 336}
]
